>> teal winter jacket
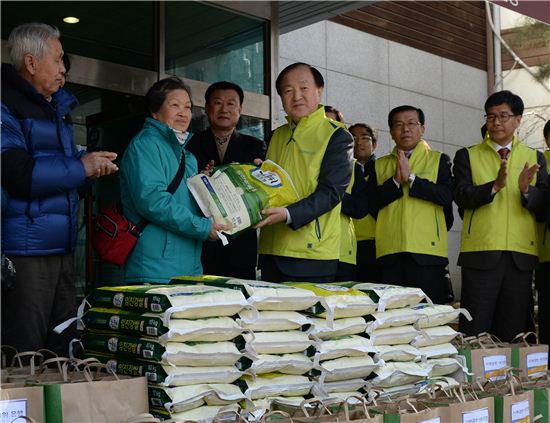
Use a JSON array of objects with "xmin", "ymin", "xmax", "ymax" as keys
[{"xmin": 120, "ymin": 117, "xmax": 211, "ymax": 283}]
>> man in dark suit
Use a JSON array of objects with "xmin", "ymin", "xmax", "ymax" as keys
[
  {"xmin": 186, "ymin": 81, "xmax": 266, "ymax": 280},
  {"xmin": 454, "ymin": 90, "xmax": 547, "ymax": 342},
  {"xmin": 369, "ymin": 105, "xmax": 454, "ymax": 304}
]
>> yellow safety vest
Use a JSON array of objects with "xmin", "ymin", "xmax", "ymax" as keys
[
  {"xmin": 259, "ymin": 106, "xmax": 345, "ymax": 260},
  {"xmin": 375, "ymin": 140, "xmax": 448, "ymax": 259},
  {"xmin": 340, "ymin": 162, "xmax": 357, "ymax": 265},
  {"xmin": 461, "ymin": 137, "xmax": 538, "ymax": 255},
  {"xmin": 537, "ymin": 150, "xmax": 550, "ymax": 262}
]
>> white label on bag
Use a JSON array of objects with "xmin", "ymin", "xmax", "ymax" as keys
[
  {"xmin": 483, "ymin": 354, "xmax": 507, "ymax": 381},
  {"xmin": 526, "ymin": 351, "xmax": 548, "ymax": 378},
  {"xmin": 420, "ymin": 418, "xmax": 441, "ymax": 423},
  {"xmin": 0, "ymin": 399, "xmax": 27, "ymax": 423},
  {"xmin": 462, "ymin": 407, "xmax": 489, "ymax": 423},
  {"xmin": 511, "ymin": 399, "xmax": 530, "ymax": 423}
]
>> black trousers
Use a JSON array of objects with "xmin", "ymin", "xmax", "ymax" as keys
[
  {"xmin": 535, "ymin": 262, "xmax": 550, "ymax": 345},
  {"xmin": 356, "ymin": 240, "xmax": 380, "ymax": 283},
  {"xmin": 1, "ymin": 254, "xmax": 77, "ymax": 358},
  {"xmin": 259, "ymin": 254, "xmax": 336, "ymax": 283},
  {"xmin": 459, "ymin": 251, "xmax": 533, "ymax": 342}
]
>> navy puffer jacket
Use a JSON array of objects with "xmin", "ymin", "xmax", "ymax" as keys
[{"xmin": 1, "ymin": 64, "xmax": 86, "ymax": 256}]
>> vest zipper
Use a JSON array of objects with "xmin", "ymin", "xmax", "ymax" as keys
[
  {"xmin": 434, "ymin": 209, "xmax": 440, "ymax": 240},
  {"xmin": 315, "ymin": 218, "xmax": 321, "ymax": 240},
  {"xmin": 468, "ymin": 209, "xmax": 476, "ymax": 234},
  {"xmin": 286, "ymin": 128, "xmax": 296, "ymax": 145}
]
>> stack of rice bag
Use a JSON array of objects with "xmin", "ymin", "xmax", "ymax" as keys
[
  {"xmin": 80, "ymin": 284, "xmax": 249, "ymax": 421},
  {"xmin": 172, "ymin": 277, "xmax": 318, "ymax": 412},
  {"xmin": 283, "ymin": 283, "xmax": 380, "ymax": 402}
]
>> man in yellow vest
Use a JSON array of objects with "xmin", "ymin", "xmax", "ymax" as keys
[
  {"xmin": 256, "ymin": 62, "xmax": 353, "ymax": 282},
  {"xmin": 370, "ymin": 105, "xmax": 454, "ymax": 304},
  {"xmin": 454, "ymin": 90, "xmax": 547, "ymax": 342},
  {"xmin": 535, "ymin": 120, "xmax": 550, "ymax": 345}
]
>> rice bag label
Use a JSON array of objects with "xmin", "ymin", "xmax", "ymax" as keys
[
  {"xmin": 482, "ymin": 354, "xmax": 507, "ymax": 381},
  {"xmin": 526, "ymin": 351, "xmax": 548, "ymax": 378},
  {"xmin": 511, "ymin": 399, "xmax": 529, "ymax": 423},
  {"xmin": 82, "ymin": 308, "xmax": 166, "ymax": 337},
  {"xmin": 461, "ymin": 407, "xmax": 489, "ymax": 423}
]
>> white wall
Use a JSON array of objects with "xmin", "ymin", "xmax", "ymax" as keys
[{"xmin": 277, "ymin": 20, "xmax": 489, "ymax": 297}]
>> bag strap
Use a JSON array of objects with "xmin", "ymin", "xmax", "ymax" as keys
[{"xmin": 135, "ymin": 150, "xmax": 186, "ymax": 232}]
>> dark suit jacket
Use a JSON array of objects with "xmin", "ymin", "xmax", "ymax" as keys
[
  {"xmin": 186, "ymin": 129, "xmax": 266, "ymax": 273},
  {"xmin": 453, "ymin": 147, "xmax": 548, "ymax": 270},
  {"xmin": 369, "ymin": 151, "xmax": 454, "ymax": 266}
]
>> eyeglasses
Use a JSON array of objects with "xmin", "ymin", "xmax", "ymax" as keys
[
  {"xmin": 353, "ymin": 135, "xmax": 373, "ymax": 142},
  {"xmin": 485, "ymin": 113, "xmax": 517, "ymax": 123},
  {"xmin": 392, "ymin": 121, "xmax": 421, "ymax": 131}
]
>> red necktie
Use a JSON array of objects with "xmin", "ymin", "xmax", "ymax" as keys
[{"xmin": 498, "ymin": 147, "xmax": 510, "ymax": 160}]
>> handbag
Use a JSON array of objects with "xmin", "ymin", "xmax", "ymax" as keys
[{"xmin": 92, "ymin": 151, "xmax": 186, "ymax": 266}]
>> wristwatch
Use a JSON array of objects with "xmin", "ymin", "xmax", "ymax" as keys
[{"xmin": 408, "ymin": 173, "xmax": 416, "ymax": 184}]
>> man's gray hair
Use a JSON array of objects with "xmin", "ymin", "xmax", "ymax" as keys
[{"xmin": 8, "ymin": 23, "xmax": 61, "ymax": 71}]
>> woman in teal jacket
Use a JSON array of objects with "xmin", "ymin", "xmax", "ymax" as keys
[{"xmin": 120, "ymin": 77, "xmax": 224, "ymax": 283}]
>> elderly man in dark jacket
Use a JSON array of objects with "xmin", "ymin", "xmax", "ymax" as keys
[{"xmin": 1, "ymin": 23, "xmax": 118, "ymax": 355}]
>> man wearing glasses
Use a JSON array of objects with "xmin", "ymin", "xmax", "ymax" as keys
[
  {"xmin": 369, "ymin": 105, "xmax": 454, "ymax": 304},
  {"xmin": 454, "ymin": 90, "xmax": 547, "ymax": 342}
]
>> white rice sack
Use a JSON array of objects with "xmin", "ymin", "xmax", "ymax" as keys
[
  {"xmin": 368, "ymin": 325, "xmax": 421, "ymax": 345},
  {"xmin": 284, "ymin": 283, "xmax": 377, "ymax": 319},
  {"xmin": 412, "ymin": 304, "xmax": 472, "ymax": 329},
  {"xmin": 369, "ymin": 362, "xmax": 429, "ymax": 388},
  {"xmin": 149, "ymin": 384, "xmax": 246, "ymax": 413},
  {"xmin": 162, "ymin": 365, "xmax": 242, "ymax": 386},
  {"xmin": 159, "ymin": 316, "xmax": 243, "ymax": 343},
  {"xmin": 163, "ymin": 341, "xmax": 241, "ymax": 366},
  {"xmin": 315, "ymin": 356, "xmax": 378, "ymax": 382},
  {"xmin": 308, "ymin": 317, "xmax": 367, "ymax": 340},
  {"xmin": 311, "ymin": 378, "xmax": 366, "ymax": 396},
  {"xmin": 237, "ymin": 310, "xmax": 310, "ymax": 332},
  {"xmin": 167, "ymin": 404, "xmax": 240, "ymax": 423},
  {"xmin": 151, "ymin": 285, "xmax": 248, "ymax": 320},
  {"xmin": 417, "ymin": 343, "xmax": 458, "ymax": 359},
  {"xmin": 417, "ymin": 376, "xmax": 459, "ymax": 393},
  {"xmin": 313, "ymin": 335, "xmax": 377, "ymax": 361},
  {"xmin": 242, "ymin": 353, "xmax": 313, "ymax": 375},
  {"xmin": 374, "ymin": 345, "xmax": 421, "ymax": 362},
  {"xmin": 422, "ymin": 357, "xmax": 468, "ymax": 377},
  {"xmin": 241, "ymin": 331, "xmax": 313, "ymax": 354},
  {"xmin": 365, "ymin": 308, "xmax": 422, "ymax": 333},
  {"xmin": 248, "ymin": 396, "xmax": 307, "ymax": 415},
  {"xmin": 410, "ymin": 325, "xmax": 458, "ymax": 348},
  {"xmin": 322, "ymin": 392, "xmax": 365, "ymax": 404},
  {"xmin": 239, "ymin": 373, "xmax": 313, "ymax": 399},
  {"xmin": 364, "ymin": 383, "xmax": 422, "ymax": 401},
  {"xmin": 352, "ymin": 283, "xmax": 430, "ymax": 311}
]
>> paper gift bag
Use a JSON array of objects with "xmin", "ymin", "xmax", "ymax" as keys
[
  {"xmin": 448, "ymin": 396, "xmax": 494, "ymax": 423},
  {"xmin": 0, "ymin": 386, "xmax": 44, "ymax": 423},
  {"xmin": 458, "ymin": 344, "xmax": 511, "ymax": 382},
  {"xmin": 508, "ymin": 333, "xmax": 549, "ymax": 380},
  {"xmin": 42, "ymin": 374, "xmax": 148, "ymax": 423},
  {"xmin": 374, "ymin": 399, "xmax": 448, "ymax": 423},
  {"xmin": 494, "ymin": 389, "xmax": 534, "ymax": 423}
]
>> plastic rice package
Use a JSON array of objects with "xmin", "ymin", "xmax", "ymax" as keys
[
  {"xmin": 348, "ymin": 282, "xmax": 431, "ymax": 311},
  {"xmin": 238, "ymin": 331, "xmax": 313, "ymax": 355},
  {"xmin": 90, "ymin": 284, "xmax": 248, "ymax": 318},
  {"xmin": 310, "ymin": 335, "xmax": 376, "ymax": 361},
  {"xmin": 236, "ymin": 309, "xmax": 311, "ymax": 332},
  {"xmin": 410, "ymin": 325, "xmax": 458, "ymax": 348},
  {"xmin": 417, "ymin": 343, "xmax": 458, "ymax": 359},
  {"xmin": 82, "ymin": 308, "xmax": 242, "ymax": 342},
  {"xmin": 238, "ymin": 373, "xmax": 313, "ymax": 399},
  {"xmin": 367, "ymin": 325, "xmax": 421, "ymax": 345},
  {"xmin": 313, "ymin": 355, "xmax": 379, "ymax": 382},
  {"xmin": 187, "ymin": 160, "xmax": 299, "ymax": 235},
  {"xmin": 421, "ymin": 357, "xmax": 468, "ymax": 377},
  {"xmin": 368, "ymin": 362, "xmax": 429, "ymax": 388},
  {"xmin": 311, "ymin": 378, "xmax": 366, "ymax": 396},
  {"xmin": 152, "ymin": 404, "xmax": 240, "ymax": 423},
  {"xmin": 373, "ymin": 344, "xmax": 421, "ymax": 362},
  {"xmin": 365, "ymin": 308, "xmax": 423, "ymax": 333},
  {"xmin": 172, "ymin": 276, "xmax": 320, "ymax": 311},
  {"xmin": 148, "ymin": 384, "xmax": 246, "ymax": 413},
  {"xmin": 308, "ymin": 317, "xmax": 367, "ymax": 340},
  {"xmin": 284, "ymin": 283, "xmax": 377, "ymax": 320},
  {"xmin": 239, "ymin": 353, "xmax": 313, "ymax": 375},
  {"xmin": 412, "ymin": 304, "xmax": 472, "ymax": 329}
]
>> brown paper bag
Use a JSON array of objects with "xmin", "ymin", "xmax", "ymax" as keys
[
  {"xmin": 0, "ymin": 386, "xmax": 44, "ymax": 423},
  {"xmin": 448, "ymin": 396, "xmax": 494, "ymax": 423}
]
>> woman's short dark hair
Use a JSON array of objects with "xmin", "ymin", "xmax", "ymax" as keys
[
  {"xmin": 324, "ymin": 105, "xmax": 344, "ymax": 123},
  {"xmin": 205, "ymin": 81, "xmax": 244, "ymax": 105},
  {"xmin": 349, "ymin": 123, "xmax": 377, "ymax": 145},
  {"xmin": 388, "ymin": 105, "xmax": 425, "ymax": 128},
  {"xmin": 484, "ymin": 90, "xmax": 524, "ymax": 116},
  {"xmin": 145, "ymin": 76, "xmax": 192, "ymax": 115},
  {"xmin": 275, "ymin": 62, "xmax": 324, "ymax": 95}
]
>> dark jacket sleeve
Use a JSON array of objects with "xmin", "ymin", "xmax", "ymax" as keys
[
  {"xmin": 287, "ymin": 127, "xmax": 353, "ymax": 230},
  {"xmin": 523, "ymin": 150, "xmax": 548, "ymax": 212},
  {"xmin": 453, "ymin": 147, "xmax": 495, "ymax": 211},
  {"xmin": 341, "ymin": 162, "xmax": 369, "ymax": 219}
]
